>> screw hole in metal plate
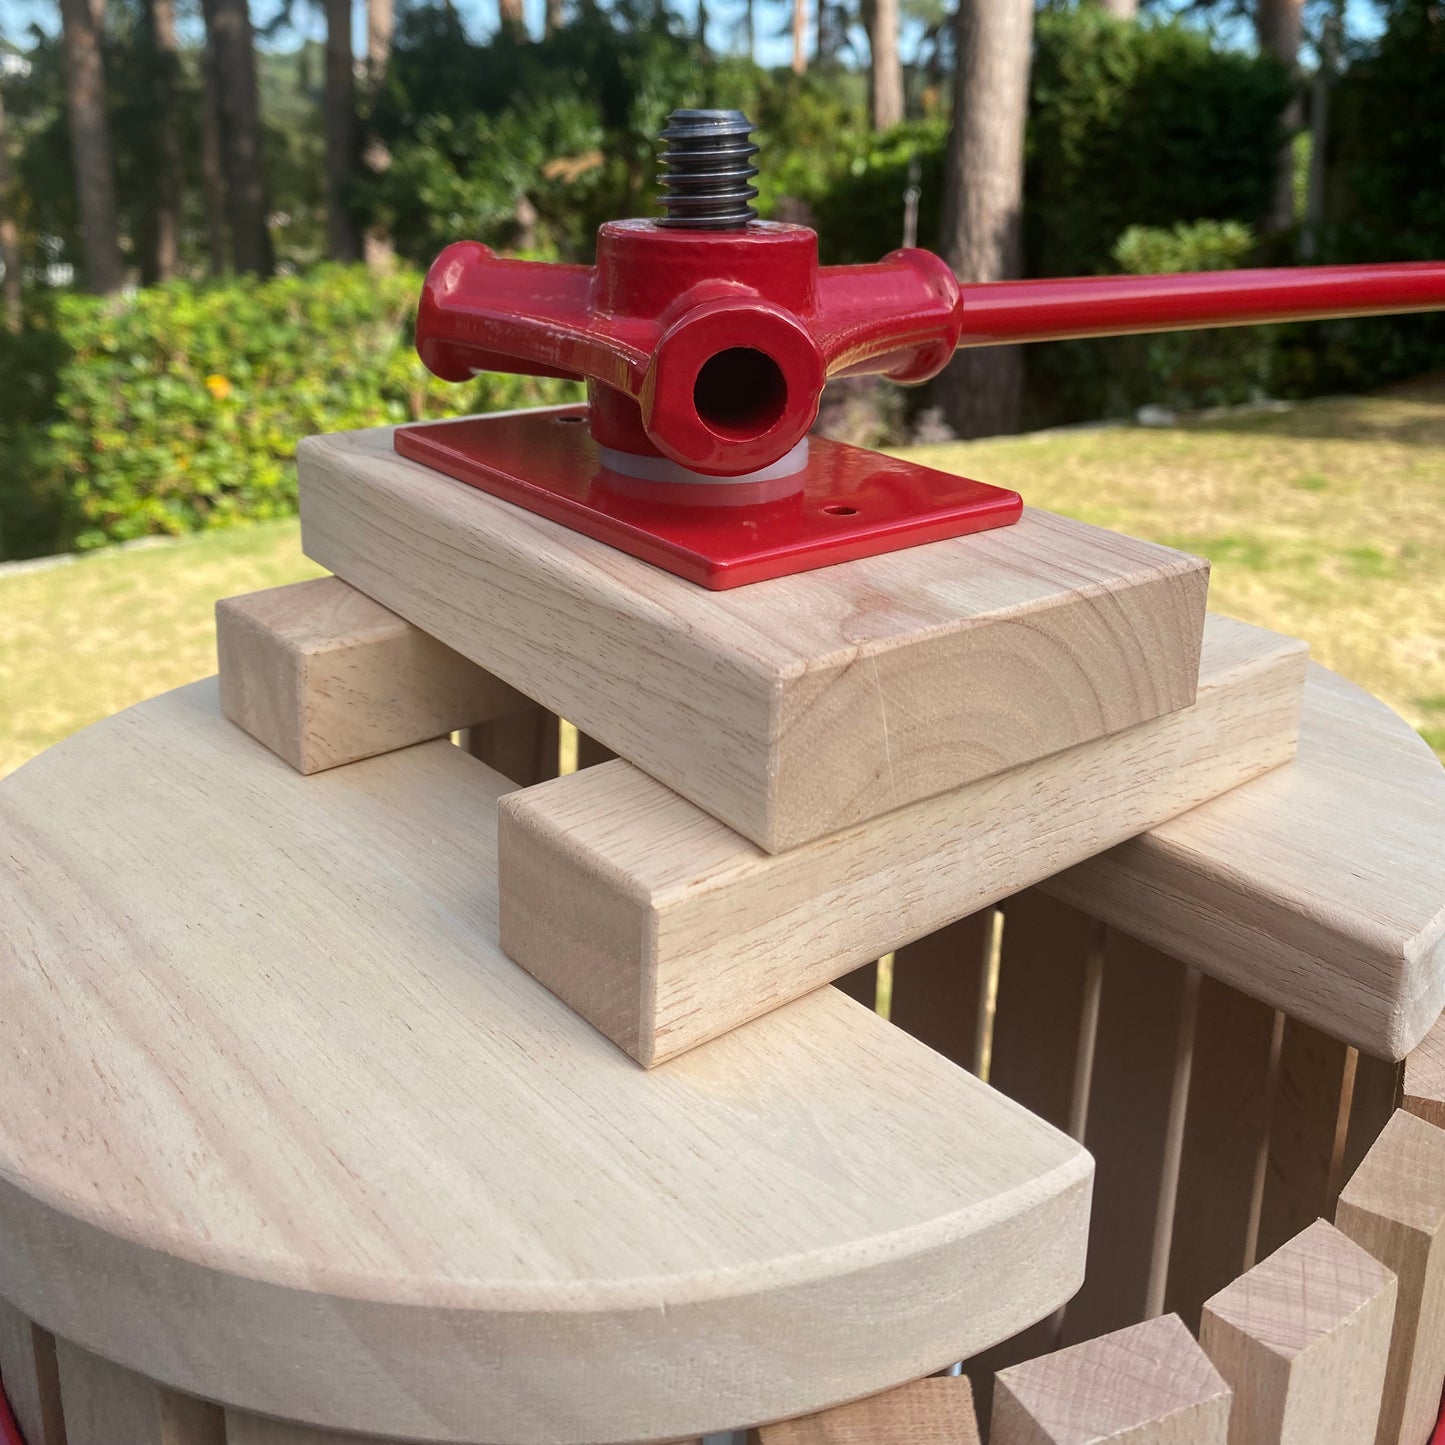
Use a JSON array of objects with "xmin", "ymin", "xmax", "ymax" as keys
[{"xmin": 822, "ymin": 504, "xmax": 859, "ymax": 516}]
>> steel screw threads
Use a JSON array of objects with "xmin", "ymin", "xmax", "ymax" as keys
[{"xmin": 656, "ymin": 109, "xmax": 760, "ymax": 230}]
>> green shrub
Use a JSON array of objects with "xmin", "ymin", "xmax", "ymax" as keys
[{"xmin": 0, "ymin": 265, "xmax": 579, "ymax": 560}]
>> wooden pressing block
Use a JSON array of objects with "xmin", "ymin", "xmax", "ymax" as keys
[
  {"xmin": 990, "ymin": 1314, "xmax": 1232, "ymax": 1445},
  {"xmin": 1199, "ymin": 1219, "xmax": 1397, "ymax": 1445},
  {"xmin": 1043, "ymin": 662, "xmax": 1445, "ymax": 1061},
  {"xmin": 0, "ymin": 681, "xmax": 1092, "ymax": 1445},
  {"xmin": 1334, "ymin": 1110, "xmax": 1445, "ymax": 1445},
  {"xmin": 216, "ymin": 575, "xmax": 529, "ymax": 773},
  {"xmin": 298, "ymin": 421, "xmax": 1209, "ymax": 852},
  {"xmin": 748, "ymin": 1376, "xmax": 981, "ymax": 1444},
  {"xmin": 498, "ymin": 615, "xmax": 1304, "ymax": 1066}
]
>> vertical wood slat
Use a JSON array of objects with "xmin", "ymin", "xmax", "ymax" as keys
[
  {"xmin": 748, "ymin": 1377, "xmax": 979, "ymax": 1443},
  {"xmin": 991, "ymin": 1314, "xmax": 1231, "ymax": 1445},
  {"xmin": 1199, "ymin": 1218, "xmax": 1397, "ymax": 1445},
  {"xmin": 1335, "ymin": 1109, "xmax": 1445, "ymax": 1445},
  {"xmin": 229, "ymin": 1414, "xmax": 705, "ymax": 1444},
  {"xmin": 1341, "ymin": 1051, "xmax": 1404, "ymax": 1191},
  {"xmin": 1256, "ymin": 1020, "xmax": 1352, "ymax": 1263},
  {"xmin": 55, "ymin": 1340, "xmax": 223, "ymax": 1445},
  {"xmin": 887, "ymin": 913, "xmax": 991, "ymax": 1072},
  {"xmin": 467, "ymin": 706, "xmax": 561, "ymax": 786},
  {"xmin": 1164, "ymin": 977, "xmax": 1281, "ymax": 1331},
  {"xmin": 1403, "ymin": 1013, "xmax": 1445, "ymax": 1131},
  {"xmin": 0, "ymin": 1300, "xmax": 66, "ymax": 1445},
  {"xmin": 1060, "ymin": 929, "xmax": 1193, "ymax": 1347}
]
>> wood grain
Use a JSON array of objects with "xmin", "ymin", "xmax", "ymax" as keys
[
  {"xmin": 499, "ymin": 616, "xmax": 1304, "ymax": 1065},
  {"xmin": 1403, "ymin": 1012, "xmax": 1445, "ymax": 1132},
  {"xmin": 227, "ymin": 1417, "xmax": 701, "ymax": 1445},
  {"xmin": 1043, "ymin": 662, "xmax": 1445, "ymax": 1061},
  {"xmin": 216, "ymin": 576, "xmax": 527, "ymax": 773},
  {"xmin": 748, "ymin": 1377, "xmax": 980, "ymax": 1445},
  {"xmin": 991, "ymin": 1314, "xmax": 1231, "ymax": 1445},
  {"xmin": 1200, "ymin": 1219, "xmax": 1396, "ymax": 1445},
  {"xmin": 0, "ymin": 681, "xmax": 1092, "ymax": 1445},
  {"xmin": 0, "ymin": 1299, "xmax": 65, "ymax": 1445},
  {"xmin": 299, "ymin": 422, "xmax": 1210, "ymax": 852},
  {"xmin": 1335, "ymin": 1109, "xmax": 1445, "ymax": 1445},
  {"xmin": 55, "ymin": 1341, "xmax": 223, "ymax": 1445}
]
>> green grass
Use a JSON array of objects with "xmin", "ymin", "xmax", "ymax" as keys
[{"xmin": 3, "ymin": 374, "xmax": 1444, "ymax": 780}]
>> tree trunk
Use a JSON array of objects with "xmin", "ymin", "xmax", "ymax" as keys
[
  {"xmin": 144, "ymin": 0, "xmax": 183, "ymax": 282},
  {"xmin": 58, "ymin": 0, "xmax": 124, "ymax": 293},
  {"xmin": 1256, "ymin": 0, "xmax": 1303, "ymax": 234},
  {"xmin": 935, "ymin": 0, "xmax": 1034, "ymax": 439},
  {"xmin": 324, "ymin": 0, "xmax": 360, "ymax": 260},
  {"xmin": 544, "ymin": 0, "xmax": 564, "ymax": 33},
  {"xmin": 200, "ymin": 0, "xmax": 273, "ymax": 275},
  {"xmin": 0, "ymin": 83, "xmax": 23, "ymax": 331},
  {"xmin": 867, "ymin": 0, "xmax": 904, "ymax": 130},
  {"xmin": 792, "ymin": 0, "xmax": 807, "ymax": 72},
  {"xmin": 743, "ymin": 0, "xmax": 755, "ymax": 57},
  {"xmin": 1096, "ymin": 0, "xmax": 1138, "ymax": 18},
  {"xmin": 199, "ymin": 42, "xmax": 229, "ymax": 275},
  {"xmin": 499, "ymin": 0, "xmax": 527, "ymax": 36},
  {"xmin": 367, "ymin": 0, "xmax": 393, "ymax": 83},
  {"xmin": 1301, "ymin": 0, "xmax": 1341, "ymax": 260}
]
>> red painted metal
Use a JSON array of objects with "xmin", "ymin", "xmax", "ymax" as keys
[
  {"xmin": 1433, "ymin": 1387, "xmax": 1445, "ymax": 1445},
  {"xmin": 0, "ymin": 1376, "xmax": 23, "ymax": 1445},
  {"xmin": 394, "ymin": 407, "xmax": 1021, "ymax": 589}
]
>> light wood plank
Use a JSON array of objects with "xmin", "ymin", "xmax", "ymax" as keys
[
  {"xmin": 1061, "ymin": 930, "xmax": 1193, "ymax": 1346},
  {"xmin": 55, "ymin": 1341, "xmax": 222, "ymax": 1445},
  {"xmin": 300, "ymin": 422, "xmax": 1210, "ymax": 852},
  {"xmin": 216, "ymin": 576, "xmax": 527, "ymax": 774},
  {"xmin": 992, "ymin": 1314, "xmax": 1231, "ymax": 1445},
  {"xmin": 1043, "ymin": 662, "xmax": 1445, "ymax": 1061},
  {"xmin": 0, "ymin": 680, "xmax": 1092, "ymax": 1445},
  {"xmin": 466, "ymin": 705, "xmax": 561, "ymax": 786},
  {"xmin": 1164, "ymin": 978, "xmax": 1280, "ymax": 1330},
  {"xmin": 1403, "ymin": 1011, "xmax": 1445, "ymax": 1132},
  {"xmin": 1201, "ymin": 1219, "xmax": 1396, "ymax": 1445},
  {"xmin": 0, "ymin": 1300, "xmax": 65, "ymax": 1445},
  {"xmin": 748, "ymin": 1377, "xmax": 979, "ymax": 1444},
  {"xmin": 500, "ymin": 617, "xmax": 1303, "ymax": 1066},
  {"xmin": 229, "ymin": 1420, "xmax": 700, "ymax": 1445},
  {"xmin": 1257, "ymin": 1021, "xmax": 1351, "ymax": 1262},
  {"xmin": 887, "ymin": 915, "xmax": 990, "ymax": 1071},
  {"xmin": 1335, "ymin": 1109, "xmax": 1445, "ymax": 1445}
]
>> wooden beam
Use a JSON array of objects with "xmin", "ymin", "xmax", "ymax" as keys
[
  {"xmin": 1043, "ymin": 662, "xmax": 1445, "ymax": 1062},
  {"xmin": 1200, "ymin": 1219, "xmax": 1396, "ymax": 1445},
  {"xmin": 499, "ymin": 617, "xmax": 1303, "ymax": 1065},
  {"xmin": 749, "ymin": 1376, "xmax": 980, "ymax": 1444},
  {"xmin": 55, "ymin": 1340, "xmax": 223, "ymax": 1445},
  {"xmin": 992, "ymin": 1314, "xmax": 1231, "ymax": 1445},
  {"xmin": 1335, "ymin": 1109, "xmax": 1445, "ymax": 1445},
  {"xmin": 0, "ymin": 1300, "xmax": 65, "ymax": 1445},
  {"xmin": 216, "ymin": 576, "xmax": 527, "ymax": 774},
  {"xmin": 300, "ymin": 423, "xmax": 1210, "ymax": 852}
]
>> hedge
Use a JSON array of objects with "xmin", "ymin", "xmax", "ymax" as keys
[{"xmin": 0, "ymin": 265, "xmax": 579, "ymax": 561}]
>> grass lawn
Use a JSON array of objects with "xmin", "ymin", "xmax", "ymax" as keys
[{"xmin": 2, "ymin": 374, "xmax": 1443, "ymax": 780}]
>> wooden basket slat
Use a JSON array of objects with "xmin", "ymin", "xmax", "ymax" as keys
[
  {"xmin": 0, "ymin": 1300, "xmax": 64, "ymax": 1445},
  {"xmin": 55, "ymin": 1340, "xmax": 223, "ymax": 1445},
  {"xmin": 888, "ymin": 913, "xmax": 993, "ymax": 1072}
]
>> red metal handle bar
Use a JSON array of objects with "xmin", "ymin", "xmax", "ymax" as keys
[{"xmin": 954, "ymin": 262, "xmax": 1445, "ymax": 347}]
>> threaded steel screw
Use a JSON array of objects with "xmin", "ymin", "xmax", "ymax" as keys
[{"xmin": 656, "ymin": 109, "xmax": 759, "ymax": 230}]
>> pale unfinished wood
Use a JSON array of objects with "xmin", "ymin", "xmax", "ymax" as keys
[
  {"xmin": 225, "ymin": 1418, "xmax": 704, "ymax": 1445},
  {"xmin": 887, "ymin": 914, "xmax": 991, "ymax": 1072},
  {"xmin": 55, "ymin": 1340, "xmax": 223, "ymax": 1445},
  {"xmin": 992, "ymin": 1314, "xmax": 1231, "ymax": 1445},
  {"xmin": 1335, "ymin": 1109, "xmax": 1445, "ymax": 1445},
  {"xmin": 748, "ymin": 1377, "xmax": 980, "ymax": 1444},
  {"xmin": 1342, "ymin": 1052, "xmax": 1404, "ymax": 1191},
  {"xmin": 299, "ymin": 422, "xmax": 1210, "ymax": 852},
  {"xmin": 216, "ymin": 576, "xmax": 527, "ymax": 773},
  {"xmin": 499, "ymin": 616, "xmax": 1303, "ymax": 1065},
  {"xmin": 1044, "ymin": 662, "xmax": 1445, "ymax": 1060},
  {"xmin": 1200, "ymin": 1219, "xmax": 1396, "ymax": 1445},
  {"xmin": 1403, "ymin": 1011, "xmax": 1445, "ymax": 1132},
  {"xmin": 0, "ymin": 1299, "xmax": 66, "ymax": 1445},
  {"xmin": 0, "ymin": 680, "xmax": 1092, "ymax": 1445}
]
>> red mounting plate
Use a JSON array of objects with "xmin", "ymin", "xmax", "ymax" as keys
[{"xmin": 393, "ymin": 409, "xmax": 1022, "ymax": 589}]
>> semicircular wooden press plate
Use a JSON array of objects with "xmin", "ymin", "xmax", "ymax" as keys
[{"xmin": 0, "ymin": 682, "xmax": 1091, "ymax": 1445}]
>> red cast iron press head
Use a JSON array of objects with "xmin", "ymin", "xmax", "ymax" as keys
[{"xmin": 397, "ymin": 108, "xmax": 1445, "ymax": 589}]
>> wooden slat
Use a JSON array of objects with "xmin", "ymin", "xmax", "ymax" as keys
[
  {"xmin": 1165, "ymin": 978, "xmax": 1280, "ymax": 1330},
  {"xmin": 230, "ymin": 1419, "xmax": 701, "ymax": 1445},
  {"xmin": 992, "ymin": 1314, "xmax": 1231, "ymax": 1445},
  {"xmin": 1043, "ymin": 662, "xmax": 1445, "ymax": 1062},
  {"xmin": 0, "ymin": 678, "xmax": 1092, "ymax": 1444},
  {"xmin": 55, "ymin": 1340, "xmax": 223, "ymax": 1445},
  {"xmin": 989, "ymin": 892, "xmax": 1103, "ymax": 1135},
  {"xmin": 1061, "ymin": 930, "xmax": 1193, "ymax": 1346},
  {"xmin": 748, "ymin": 1377, "xmax": 979, "ymax": 1444},
  {"xmin": 216, "ymin": 576, "xmax": 527, "ymax": 773},
  {"xmin": 1335, "ymin": 1109, "xmax": 1445, "ymax": 1445},
  {"xmin": 0, "ymin": 1300, "xmax": 65, "ymax": 1445},
  {"xmin": 887, "ymin": 914, "xmax": 990, "ymax": 1071},
  {"xmin": 1200, "ymin": 1219, "xmax": 1396, "ymax": 1445},
  {"xmin": 466, "ymin": 705, "xmax": 561, "ymax": 786},
  {"xmin": 301, "ymin": 423, "xmax": 1210, "ymax": 852},
  {"xmin": 500, "ymin": 618, "xmax": 1304, "ymax": 1066},
  {"xmin": 1403, "ymin": 1012, "xmax": 1445, "ymax": 1131},
  {"xmin": 1342, "ymin": 1051, "xmax": 1404, "ymax": 1190},
  {"xmin": 1256, "ymin": 1020, "xmax": 1351, "ymax": 1262}
]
